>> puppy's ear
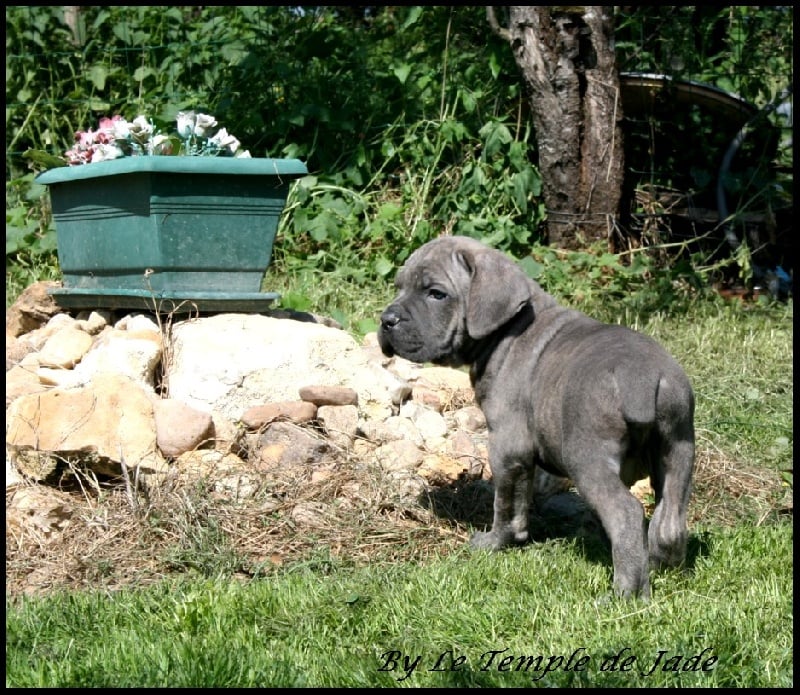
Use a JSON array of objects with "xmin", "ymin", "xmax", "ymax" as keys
[{"xmin": 457, "ymin": 247, "xmax": 532, "ymax": 339}]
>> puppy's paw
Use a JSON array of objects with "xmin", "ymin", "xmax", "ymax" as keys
[
  {"xmin": 470, "ymin": 531, "xmax": 503, "ymax": 551},
  {"xmin": 470, "ymin": 529, "xmax": 523, "ymax": 551}
]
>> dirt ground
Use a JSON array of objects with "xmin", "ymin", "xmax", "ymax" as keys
[{"xmin": 5, "ymin": 442, "xmax": 791, "ymax": 598}]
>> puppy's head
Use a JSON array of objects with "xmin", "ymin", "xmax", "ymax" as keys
[{"xmin": 378, "ymin": 236, "xmax": 532, "ymax": 367}]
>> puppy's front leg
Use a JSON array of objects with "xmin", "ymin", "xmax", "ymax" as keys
[{"xmin": 471, "ymin": 454, "xmax": 533, "ymax": 550}]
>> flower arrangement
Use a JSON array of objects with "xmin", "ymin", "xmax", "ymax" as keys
[{"xmin": 65, "ymin": 111, "xmax": 251, "ymax": 165}]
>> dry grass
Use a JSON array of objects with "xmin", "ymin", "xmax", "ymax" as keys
[{"xmin": 5, "ymin": 437, "xmax": 790, "ymax": 598}]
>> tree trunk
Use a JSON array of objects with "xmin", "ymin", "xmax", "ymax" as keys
[{"xmin": 489, "ymin": 6, "xmax": 624, "ymax": 250}]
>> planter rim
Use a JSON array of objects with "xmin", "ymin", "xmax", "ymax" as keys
[{"xmin": 35, "ymin": 156, "xmax": 308, "ymax": 184}]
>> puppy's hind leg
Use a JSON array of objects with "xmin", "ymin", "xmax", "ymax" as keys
[
  {"xmin": 648, "ymin": 421, "xmax": 694, "ymax": 569},
  {"xmin": 571, "ymin": 445, "xmax": 651, "ymax": 599}
]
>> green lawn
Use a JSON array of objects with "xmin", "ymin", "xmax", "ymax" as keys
[
  {"xmin": 5, "ymin": 522, "xmax": 793, "ymax": 687},
  {"xmin": 5, "ymin": 270, "xmax": 793, "ymax": 688}
]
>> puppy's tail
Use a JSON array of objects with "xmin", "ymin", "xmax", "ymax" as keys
[{"xmin": 617, "ymin": 364, "xmax": 659, "ymax": 425}]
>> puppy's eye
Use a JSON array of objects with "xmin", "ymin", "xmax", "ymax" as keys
[{"xmin": 427, "ymin": 288, "xmax": 447, "ymax": 301}]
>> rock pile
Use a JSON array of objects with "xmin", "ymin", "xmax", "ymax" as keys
[{"xmin": 5, "ymin": 282, "xmax": 529, "ymax": 499}]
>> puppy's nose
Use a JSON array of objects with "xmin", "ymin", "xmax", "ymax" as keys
[{"xmin": 380, "ymin": 308, "xmax": 401, "ymax": 328}]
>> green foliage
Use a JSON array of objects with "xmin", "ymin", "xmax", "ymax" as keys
[
  {"xmin": 5, "ymin": 7, "xmax": 521, "ymax": 175},
  {"xmin": 615, "ymin": 7, "xmax": 793, "ymax": 109},
  {"xmin": 519, "ymin": 241, "xmax": 708, "ymax": 322},
  {"xmin": 6, "ymin": 6, "xmax": 542, "ymax": 305},
  {"xmin": 615, "ymin": 7, "xmax": 793, "ymax": 257},
  {"xmin": 5, "ymin": 6, "xmax": 792, "ymax": 311},
  {"xmin": 274, "ymin": 113, "xmax": 545, "ymax": 295},
  {"xmin": 5, "ymin": 173, "xmax": 60, "ymax": 300}
]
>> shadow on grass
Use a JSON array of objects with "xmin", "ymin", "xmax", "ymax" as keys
[{"xmin": 420, "ymin": 478, "xmax": 711, "ymax": 576}]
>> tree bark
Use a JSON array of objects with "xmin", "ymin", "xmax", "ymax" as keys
[{"xmin": 488, "ymin": 6, "xmax": 624, "ymax": 250}]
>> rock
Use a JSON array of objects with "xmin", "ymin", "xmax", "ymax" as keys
[
  {"xmin": 6, "ymin": 485, "xmax": 73, "ymax": 539},
  {"xmin": 6, "ymin": 360, "xmax": 51, "ymax": 407},
  {"xmin": 4, "ymin": 302, "xmax": 513, "ymax": 527},
  {"xmin": 74, "ymin": 310, "xmax": 113, "ymax": 335},
  {"xmin": 6, "ymin": 335, "xmax": 36, "ymax": 371},
  {"xmin": 5, "ymin": 281, "xmax": 61, "ymax": 338},
  {"xmin": 154, "ymin": 399, "xmax": 215, "ymax": 457},
  {"xmin": 447, "ymin": 429, "xmax": 485, "ymax": 477},
  {"xmin": 291, "ymin": 501, "xmax": 329, "ymax": 526},
  {"xmin": 452, "ymin": 405, "xmax": 486, "ymax": 432},
  {"xmin": 399, "ymin": 401, "xmax": 449, "ymax": 450},
  {"xmin": 74, "ymin": 326, "xmax": 162, "ymax": 389},
  {"xmin": 299, "ymin": 385, "xmax": 359, "ymax": 406},
  {"xmin": 359, "ymin": 416, "xmax": 424, "ymax": 447},
  {"xmin": 415, "ymin": 366, "xmax": 474, "ymax": 410},
  {"xmin": 373, "ymin": 439, "xmax": 425, "ymax": 473},
  {"xmin": 6, "ymin": 458, "xmax": 22, "ymax": 488},
  {"xmin": 418, "ymin": 453, "xmax": 480, "ymax": 485},
  {"xmin": 6, "ymin": 373, "xmax": 166, "ymax": 478},
  {"xmin": 173, "ymin": 450, "xmax": 259, "ymax": 501},
  {"xmin": 209, "ymin": 413, "xmax": 248, "ymax": 456},
  {"xmin": 252, "ymin": 421, "xmax": 330, "ymax": 468},
  {"xmin": 36, "ymin": 327, "xmax": 94, "ymax": 368},
  {"xmin": 240, "ymin": 401, "xmax": 318, "ymax": 430},
  {"xmin": 165, "ymin": 314, "xmax": 401, "ymax": 422},
  {"xmin": 411, "ymin": 384, "xmax": 443, "ymax": 412},
  {"xmin": 317, "ymin": 404, "xmax": 359, "ymax": 450}
]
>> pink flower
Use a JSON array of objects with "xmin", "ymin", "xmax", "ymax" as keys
[
  {"xmin": 64, "ymin": 111, "xmax": 249, "ymax": 164},
  {"xmin": 76, "ymin": 129, "xmax": 96, "ymax": 147},
  {"xmin": 65, "ymin": 147, "xmax": 93, "ymax": 165}
]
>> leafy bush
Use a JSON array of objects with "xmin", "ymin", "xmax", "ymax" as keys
[{"xmin": 5, "ymin": 6, "xmax": 793, "ymax": 310}]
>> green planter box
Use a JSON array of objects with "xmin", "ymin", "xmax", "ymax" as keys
[{"xmin": 36, "ymin": 157, "xmax": 307, "ymax": 312}]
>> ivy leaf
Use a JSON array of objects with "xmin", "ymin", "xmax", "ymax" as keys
[
  {"xmin": 87, "ymin": 64, "xmax": 108, "ymax": 90},
  {"xmin": 374, "ymin": 256, "xmax": 395, "ymax": 277},
  {"xmin": 23, "ymin": 149, "xmax": 67, "ymax": 171},
  {"xmin": 392, "ymin": 63, "xmax": 411, "ymax": 84}
]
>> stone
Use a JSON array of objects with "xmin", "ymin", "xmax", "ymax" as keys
[
  {"xmin": 240, "ymin": 401, "xmax": 318, "ymax": 429},
  {"xmin": 253, "ymin": 421, "xmax": 330, "ymax": 468},
  {"xmin": 6, "ymin": 361, "xmax": 51, "ymax": 407},
  {"xmin": 5, "ymin": 281, "xmax": 61, "ymax": 338},
  {"xmin": 154, "ymin": 399, "xmax": 215, "ymax": 457},
  {"xmin": 299, "ymin": 384, "xmax": 359, "ymax": 406},
  {"xmin": 399, "ymin": 401, "xmax": 449, "ymax": 450},
  {"xmin": 37, "ymin": 327, "xmax": 94, "ymax": 368},
  {"xmin": 373, "ymin": 439, "xmax": 425, "ymax": 473},
  {"xmin": 452, "ymin": 405, "xmax": 486, "ymax": 432},
  {"xmin": 165, "ymin": 314, "xmax": 401, "ymax": 422},
  {"xmin": 6, "ymin": 485, "xmax": 73, "ymax": 539},
  {"xmin": 6, "ymin": 373, "xmax": 165, "ymax": 478},
  {"xmin": 317, "ymin": 404, "xmax": 359, "ymax": 450},
  {"xmin": 418, "ymin": 453, "xmax": 479, "ymax": 485}
]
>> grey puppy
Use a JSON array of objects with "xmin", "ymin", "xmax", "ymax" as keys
[{"xmin": 378, "ymin": 236, "xmax": 695, "ymax": 599}]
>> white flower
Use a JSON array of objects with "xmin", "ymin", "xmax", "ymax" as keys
[
  {"xmin": 175, "ymin": 111, "xmax": 196, "ymax": 139},
  {"xmin": 208, "ymin": 127, "xmax": 241, "ymax": 155},
  {"xmin": 148, "ymin": 134, "xmax": 173, "ymax": 155},
  {"xmin": 91, "ymin": 143, "xmax": 125, "ymax": 163},
  {"xmin": 67, "ymin": 110, "xmax": 251, "ymax": 163},
  {"xmin": 111, "ymin": 117, "xmax": 131, "ymax": 140},
  {"xmin": 128, "ymin": 116, "xmax": 154, "ymax": 144},
  {"xmin": 193, "ymin": 113, "xmax": 218, "ymax": 137}
]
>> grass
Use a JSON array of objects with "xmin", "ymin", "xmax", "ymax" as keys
[
  {"xmin": 5, "ymin": 522, "xmax": 793, "ymax": 687},
  {"xmin": 5, "ymin": 252, "xmax": 794, "ymax": 688},
  {"xmin": 643, "ymin": 299, "xmax": 793, "ymax": 478}
]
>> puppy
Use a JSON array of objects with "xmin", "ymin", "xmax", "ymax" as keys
[{"xmin": 378, "ymin": 236, "xmax": 695, "ymax": 599}]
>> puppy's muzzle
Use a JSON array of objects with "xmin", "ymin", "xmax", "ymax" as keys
[
  {"xmin": 378, "ymin": 307, "xmax": 403, "ymax": 356},
  {"xmin": 380, "ymin": 307, "xmax": 402, "ymax": 331}
]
